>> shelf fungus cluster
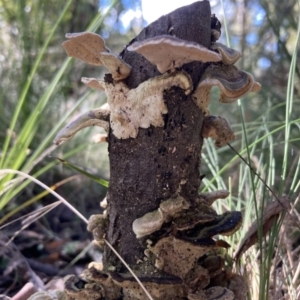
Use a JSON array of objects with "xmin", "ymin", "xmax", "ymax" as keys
[
  {"xmin": 54, "ymin": 31, "xmax": 260, "ymax": 146},
  {"xmin": 58, "ymin": 189, "xmax": 247, "ymax": 300},
  {"xmin": 132, "ymin": 190, "xmax": 246, "ymax": 299},
  {"xmin": 48, "ymin": 13, "xmax": 261, "ymax": 300}
]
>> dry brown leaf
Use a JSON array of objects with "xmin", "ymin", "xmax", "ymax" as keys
[{"xmin": 234, "ymin": 196, "xmax": 290, "ymax": 260}]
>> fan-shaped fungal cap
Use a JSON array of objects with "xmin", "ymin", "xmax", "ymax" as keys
[
  {"xmin": 211, "ymin": 43, "xmax": 242, "ymax": 65},
  {"xmin": 63, "ymin": 32, "xmax": 109, "ymax": 65},
  {"xmin": 172, "ymin": 208, "xmax": 217, "ymax": 231},
  {"xmin": 197, "ymin": 190, "xmax": 229, "ymax": 206},
  {"xmin": 127, "ymin": 35, "xmax": 222, "ymax": 73},
  {"xmin": 99, "ymin": 52, "xmax": 132, "ymax": 80},
  {"xmin": 252, "ymin": 81, "xmax": 262, "ymax": 92},
  {"xmin": 132, "ymin": 209, "xmax": 164, "ymax": 238},
  {"xmin": 159, "ymin": 194, "xmax": 190, "ymax": 216},
  {"xmin": 53, "ymin": 107, "xmax": 110, "ymax": 145},
  {"xmin": 202, "ymin": 115, "xmax": 235, "ymax": 147},
  {"xmin": 63, "ymin": 32, "xmax": 132, "ymax": 81},
  {"xmin": 193, "ymin": 64, "xmax": 258, "ymax": 112},
  {"xmin": 199, "ymin": 254, "xmax": 225, "ymax": 278},
  {"xmin": 190, "ymin": 211, "xmax": 243, "ymax": 240}
]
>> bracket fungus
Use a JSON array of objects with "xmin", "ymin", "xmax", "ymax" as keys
[
  {"xmin": 133, "ymin": 189, "xmax": 242, "ymax": 243},
  {"xmin": 198, "ymin": 190, "xmax": 230, "ymax": 206},
  {"xmin": 202, "ymin": 115, "xmax": 235, "ymax": 147},
  {"xmin": 193, "ymin": 64, "xmax": 260, "ymax": 114},
  {"xmin": 81, "ymin": 268, "xmax": 122, "ymax": 299},
  {"xmin": 56, "ymin": 72, "xmax": 193, "ymax": 142},
  {"xmin": 99, "ymin": 52, "xmax": 132, "ymax": 81},
  {"xmin": 63, "ymin": 274, "xmax": 108, "ymax": 299},
  {"xmin": 127, "ymin": 35, "xmax": 222, "ymax": 73},
  {"xmin": 204, "ymin": 287, "xmax": 235, "ymax": 300},
  {"xmin": 63, "ymin": 32, "xmax": 131, "ymax": 81},
  {"xmin": 211, "ymin": 43, "xmax": 242, "ymax": 65},
  {"xmin": 104, "ymin": 70, "xmax": 193, "ymax": 139},
  {"xmin": 56, "ymin": 32, "xmax": 202, "ymax": 143},
  {"xmin": 186, "ymin": 38, "xmax": 261, "ymax": 116},
  {"xmin": 132, "ymin": 194, "xmax": 190, "ymax": 238},
  {"xmin": 63, "ymin": 32, "xmax": 109, "ymax": 65},
  {"xmin": 87, "ymin": 214, "xmax": 108, "ymax": 246},
  {"xmin": 53, "ymin": 106, "xmax": 110, "ymax": 145}
]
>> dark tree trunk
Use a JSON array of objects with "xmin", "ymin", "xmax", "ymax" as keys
[
  {"xmin": 55, "ymin": 1, "xmax": 252, "ymax": 298},
  {"xmin": 105, "ymin": 1, "xmax": 211, "ymax": 271}
]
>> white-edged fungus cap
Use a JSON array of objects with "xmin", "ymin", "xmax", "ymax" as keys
[
  {"xmin": 63, "ymin": 32, "xmax": 132, "ymax": 81},
  {"xmin": 127, "ymin": 35, "xmax": 222, "ymax": 74},
  {"xmin": 63, "ymin": 32, "xmax": 109, "ymax": 65},
  {"xmin": 194, "ymin": 64, "xmax": 260, "ymax": 107},
  {"xmin": 99, "ymin": 52, "xmax": 132, "ymax": 81},
  {"xmin": 107, "ymin": 71, "xmax": 193, "ymax": 139},
  {"xmin": 211, "ymin": 42, "xmax": 242, "ymax": 65}
]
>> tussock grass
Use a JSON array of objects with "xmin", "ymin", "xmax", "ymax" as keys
[
  {"xmin": 0, "ymin": 0, "xmax": 118, "ymax": 212},
  {"xmin": 201, "ymin": 1, "xmax": 300, "ymax": 299}
]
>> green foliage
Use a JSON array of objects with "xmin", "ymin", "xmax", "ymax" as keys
[
  {"xmin": 54, "ymin": 157, "xmax": 109, "ymax": 187},
  {"xmin": 0, "ymin": 0, "xmax": 118, "ymax": 213},
  {"xmin": 203, "ymin": 0, "xmax": 300, "ymax": 299}
]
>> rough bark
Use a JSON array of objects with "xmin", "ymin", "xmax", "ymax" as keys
[
  {"xmin": 105, "ymin": 1, "xmax": 211, "ymax": 271},
  {"xmin": 28, "ymin": 1, "xmax": 261, "ymax": 298}
]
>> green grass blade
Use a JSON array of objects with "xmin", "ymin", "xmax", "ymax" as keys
[
  {"xmin": 0, "ymin": 143, "xmax": 89, "ymax": 210},
  {"xmin": 279, "ymin": 1, "xmax": 300, "ymax": 194},
  {"xmin": 0, "ymin": 0, "xmax": 73, "ymax": 169},
  {"xmin": 54, "ymin": 157, "xmax": 109, "ymax": 187}
]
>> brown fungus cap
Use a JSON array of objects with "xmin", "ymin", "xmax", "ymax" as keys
[
  {"xmin": 99, "ymin": 52, "xmax": 132, "ymax": 80},
  {"xmin": 197, "ymin": 190, "xmax": 230, "ymax": 206},
  {"xmin": 187, "ymin": 211, "xmax": 243, "ymax": 240},
  {"xmin": 63, "ymin": 32, "xmax": 109, "ymax": 65},
  {"xmin": 132, "ymin": 209, "xmax": 164, "ymax": 239},
  {"xmin": 127, "ymin": 35, "xmax": 222, "ymax": 74},
  {"xmin": 193, "ymin": 64, "xmax": 261, "ymax": 112},
  {"xmin": 63, "ymin": 32, "xmax": 131, "ymax": 81},
  {"xmin": 202, "ymin": 115, "xmax": 235, "ymax": 147},
  {"xmin": 211, "ymin": 42, "xmax": 242, "ymax": 65},
  {"xmin": 172, "ymin": 207, "xmax": 217, "ymax": 231},
  {"xmin": 53, "ymin": 106, "xmax": 110, "ymax": 145},
  {"xmin": 252, "ymin": 81, "xmax": 262, "ymax": 92},
  {"xmin": 132, "ymin": 194, "xmax": 190, "ymax": 238}
]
